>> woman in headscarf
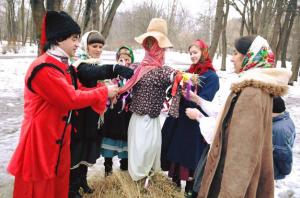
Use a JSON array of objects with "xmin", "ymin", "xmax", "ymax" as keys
[
  {"xmin": 118, "ymin": 18, "xmax": 177, "ymax": 183},
  {"xmin": 195, "ymin": 35, "xmax": 291, "ymax": 198},
  {"xmin": 100, "ymin": 46, "xmax": 135, "ymax": 177},
  {"xmin": 69, "ymin": 31, "xmax": 133, "ymax": 198},
  {"xmin": 161, "ymin": 39, "xmax": 220, "ymax": 196}
]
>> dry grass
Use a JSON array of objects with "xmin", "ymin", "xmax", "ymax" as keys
[{"xmin": 83, "ymin": 171, "xmax": 183, "ymax": 198}]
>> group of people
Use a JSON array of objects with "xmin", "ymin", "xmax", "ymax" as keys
[{"xmin": 7, "ymin": 10, "xmax": 296, "ymax": 198}]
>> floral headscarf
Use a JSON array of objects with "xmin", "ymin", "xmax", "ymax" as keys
[{"xmin": 240, "ymin": 36, "xmax": 275, "ymax": 72}]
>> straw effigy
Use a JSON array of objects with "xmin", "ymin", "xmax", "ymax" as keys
[{"xmin": 83, "ymin": 171, "xmax": 183, "ymax": 198}]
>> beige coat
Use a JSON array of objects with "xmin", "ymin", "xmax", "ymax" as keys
[{"xmin": 198, "ymin": 68, "xmax": 292, "ymax": 198}]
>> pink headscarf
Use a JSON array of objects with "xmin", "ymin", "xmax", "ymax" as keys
[{"xmin": 119, "ymin": 38, "xmax": 165, "ymax": 94}]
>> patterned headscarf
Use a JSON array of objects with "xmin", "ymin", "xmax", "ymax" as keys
[
  {"xmin": 240, "ymin": 36, "xmax": 275, "ymax": 72},
  {"xmin": 118, "ymin": 38, "xmax": 165, "ymax": 94}
]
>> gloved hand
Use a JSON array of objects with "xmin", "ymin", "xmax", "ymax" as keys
[{"xmin": 113, "ymin": 64, "xmax": 134, "ymax": 79}]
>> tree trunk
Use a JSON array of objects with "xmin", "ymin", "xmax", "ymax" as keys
[
  {"xmin": 209, "ymin": 0, "xmax": 224, "ymax": 59},
  {"xmin": 281, "ymin": 0, "xmax": 297, "ymax": 68},
  {"xmin": 82, "ymin": 0, "xmax": 94, "ymax": 32},
  {"xmin": 30, "ymin": 0, "xmax": 45, "ymax": 55},
  {"xmin": 221, "ymin": 0, "xmax": 229, "ymax": 71},
  {"xmin": 24, "ymin": 9, "xmax": 30, "ymax": 46},
  {"xmin": 92, "ymin": 0, "xmax": 102, "ymax": 30},
  {"xmin": 289, "ymin": 15, "xmax": 300, "ymax": 84},
  {"xmin": 270, "ymin": 0, "xmax": 285, "ymax": 52},
  {"xmin": 46, "ymin": 0, "xmax": 62, "ymax": 10},
  {"xmin": 101, "ymin": 0, "xmax": 122, "ymax": 39},
  {"xmin": 260, "ymin": 0, "xmax": 275, "ymax": 38},
  {"xmin": 7, "ymin": 0, "xmax": 17, "ymax": 46},
  {"xmin": 21, "ymin": 0, "xmax": 25, "ymax": 45},
  {"xmin": 67, "ymin": 0, "xmax": 76, "ymax": 16},
  {"xmin": 254, "ymin": 0, "xmax": 263, "ymax": 34},
  {"xmin": 75, "ymin": 0, "xmax": 83, "ymax": 23},
  {"xmin": 276, "ymin": 0, "xmax": 295, "ymax": 63}
]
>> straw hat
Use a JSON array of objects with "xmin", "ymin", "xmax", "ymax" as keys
[{"xmin": 135, "ymin": 18, "xmax": 173, "ymax": 48}]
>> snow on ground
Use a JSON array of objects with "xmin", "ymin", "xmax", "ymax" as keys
[{"xmin": 0, "ymin": 50, "xmax": 299, "ymax": 197}]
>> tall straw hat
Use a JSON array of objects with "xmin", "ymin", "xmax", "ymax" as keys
[{"xmin": 134, "ymin": 18, "xmax": 173, "ymax": 48}]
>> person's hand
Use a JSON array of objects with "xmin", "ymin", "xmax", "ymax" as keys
[
  {"xmin": 111, "ymin": 96, "xmax": 117, "ymax": 104},
  {"xmin": 185, "ymin": 108, "xmax": 202, "ymax": 120},
  {"xmin": 182, "ymin": 90, "xmax": 201, "ymax": 106},
  {"xmin": 107, "ymin": 84, "xmax": 118, "ymax": 98},
  {"xmin": 114, "ymin": 64, "xmax": 134, "ymax": 79}
]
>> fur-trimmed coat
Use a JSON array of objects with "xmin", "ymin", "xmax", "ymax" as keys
[{"xmin": 198, "ymin": 68, "xmax": 292, "ymax": 198}]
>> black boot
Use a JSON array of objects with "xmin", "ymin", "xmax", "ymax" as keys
[
  {"xmin": 69, "ymin": 168, "xmax": 82, "ymax": 198},
  {"xmin": 104, "ymin": 157, "xmax": 113, "ymax": 177},
  {"xmin": 79, "ymin": 165, "xmax": 94, "ymax": 194},
  {"xmin": 120, "ymin": 158, "xmax": 128, "ymax": 171},
  {"xmin": 184, "ymin": 179, "xmax": 194, "ymax": 197}
]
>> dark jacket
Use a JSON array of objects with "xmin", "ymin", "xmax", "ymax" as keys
[
  {"xmin": 71, "ymin": 63, "xmax": 133, "ymax": 167},
  {"xmin": 272, "ymin": 111, "xmax": 296, "ymax": 180}
]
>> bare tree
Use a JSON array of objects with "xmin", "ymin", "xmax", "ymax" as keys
[
  {"xmin": 67, "ymin": 0, "xmax": 76, "ymax": 16},
  {"xmin": 209, "ymin": 0, "xmax": 224, "ymax": 59},
  {"xmin": 7, "ymin": 0, "xmax": 18, "ymax": 48},
  {"xmin": 289, "ymin": 14, "xmax": 300, "ymax": 84},
  {"xmin": 92, "ymin": 0, "xmax": 102, "ymax": 30},
  {"xmin": 82, "ymin": 0, "xmax": 94, "ymax": 32},
  {"xmin": 21, "ymin": 0, "xmax": 25, "ymax": 45},
  {"xmin": 30, "ymin": 0, "xmax": 45, "ymax": 54},
  {"xmin": 46, "ymin": 0, "xmax": 62, "ymax": 10},
  {"xmin": 230, "ymin": 0, "xmax": 249, "ymax": 36},
  {"xmin": 221, "ymin": 0, "xmax": 230, "ymax": 71},
  {"xmin": 101, "ymin": 0, "xmax": 122, "ymax": 38},
  {"xmin": 75, "ymin": 0, "xmax": 83, "ymax": 22},
  {"xmin": 278, "ymin": 0, "xmax": 297, "ymax": 67},
  {"xmin": 270, "ymin": 0, "xmax": 286, "ymax": 51}
]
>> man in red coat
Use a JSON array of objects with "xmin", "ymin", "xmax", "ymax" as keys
[{"xmin": 7, "ymin": 11, "xmax": 118, "ymax": 198}]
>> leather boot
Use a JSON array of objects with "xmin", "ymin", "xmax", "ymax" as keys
[
  {"xmin": 120, "ymin": 158, "xmax": 128, "ymax": 171},
  {"xmin": 79, "ymin": 165, "xmax": 94, "ymax": 194},
  {"xmin": 104, "ymin": 157, "xmax": 113, "ymax": 177}
]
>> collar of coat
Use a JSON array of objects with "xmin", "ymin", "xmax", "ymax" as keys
[{"xmin": 231, "ymin": 68, "xmax": 292, "ymax": 96}]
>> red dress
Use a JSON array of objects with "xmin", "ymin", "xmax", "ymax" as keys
[{"xmin": 7, "ymin": 53, "xmax": 108, "ymax": 198}]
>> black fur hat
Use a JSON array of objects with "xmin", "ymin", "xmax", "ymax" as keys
[{"xmin": 45, "ymin": 10, "xmax": 81, "ymax": 41}]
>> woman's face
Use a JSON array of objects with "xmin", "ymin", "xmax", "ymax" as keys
[
  {"xmin": 118, "ymin": 54, "xmax": 132, "ymax": 66},
  {"xmin": 231, "ymin": 49, "xmax": 245, "ymax": 73},
  {"xmin": 87, "ymin": 43, "xmax": 103, "ymax": 58},
  {"xmin": 189, "ymin": 45, "xmax": 202, "ymax": 64}
]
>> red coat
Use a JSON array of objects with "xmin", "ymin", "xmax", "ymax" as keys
[{"xmin": 7, "ymin": 53, "xmax": 108, "ymax": 182}]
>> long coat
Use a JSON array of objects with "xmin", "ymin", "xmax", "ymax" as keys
[
  {"xmin": 161, "ymin": 70, "xmax": 219, "ymax": 171},
  {"xmin": 7, "ymin": 54, "xmax": 108, "ymax": 197},
  {"xmin": 198, "ymin": 68, "xmax": 292, "ymax": 198},
  {"xmin": 71, "ymin": 62, "xmax": 133, "ymax": 167}
]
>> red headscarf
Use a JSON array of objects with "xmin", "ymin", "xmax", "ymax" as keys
[
  {"xmin": 187, "ymin": 39, "xmax": 215, "ymax": 76},
  {"xmin": 119, "ymin": 38, "xmax": 165, "ymax": 94}
]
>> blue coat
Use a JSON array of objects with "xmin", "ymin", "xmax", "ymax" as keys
[
  {"xmin": 272, "ymin": 111, "xmax": 296, "ymax": 180},
  {"xmin": 161, "ymin": 70, "xmax": 219, "ymax": 170}
]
